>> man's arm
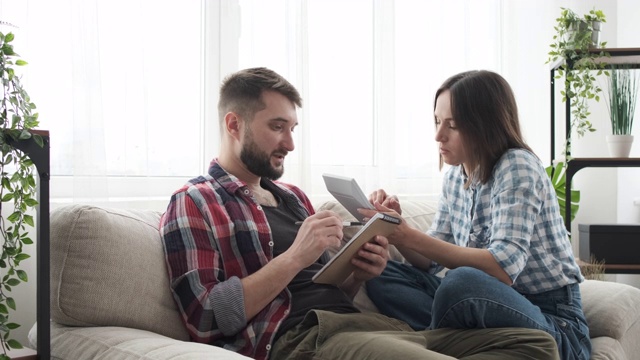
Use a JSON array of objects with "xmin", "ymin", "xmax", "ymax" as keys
[{"xmin": 161, "ymin": 190, "xmax": 241, "ymax": 339}]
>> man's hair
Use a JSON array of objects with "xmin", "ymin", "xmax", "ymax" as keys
[
  {"xmin": 218, "ymin": 67, "xmax": 302, "ymax": 125},
  {"xmin": 434, "ymin": 70, "xmax": 533, "ymax": 187}
]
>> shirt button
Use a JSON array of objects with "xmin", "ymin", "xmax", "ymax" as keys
[
  {"xmin": 257, "ymin": 205, "xmax": 263, "ymax": 211},
  {"xmin": 266, "ymin": 344, "xmax": 271, "ymax": 351},
  {"xmin": 284, "ymin": 309, "xmax": 289, "ymax": 315},
  {"xmin": 244, "ymin": 189, "xmax": 250, "ymax": 195},
  {"xmin": 268, "ymin": 241, "xmax": 274, "ymax": 247}
]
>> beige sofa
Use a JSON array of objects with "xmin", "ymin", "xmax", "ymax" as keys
[{"xmin": 29, "ymin": 201, "xmax": 640, "ymax": 359}]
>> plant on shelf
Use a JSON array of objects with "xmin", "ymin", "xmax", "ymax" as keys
[
  {"xmin": 0, "ymin": 27, "xmax": 42, "ymax": 358},
  {"xmin": 547, "ymin": 7, "xmax": 610, "ymax": 158},
  {"xmin": 606, "ymin": 65, "xmax": 638, "ymax": 135},
  {"xmin": 603, "ymin": 65, "xmax": 639, "ymax": 157},
  {"xmin": 580, "ymin": 255, "xmax": 606, "ymax": 281},
  {"xmin": 545, "ymin": 162, "xmax": 580, "ymax": 232}
]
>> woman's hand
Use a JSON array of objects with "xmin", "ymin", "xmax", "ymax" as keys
[
  {"xmin": 358, "ymin": 200, "xmax": 416, "ymax": 248},
  {"xmin": 368, "ymin": 189, "xmax": 402, "ymax": 215}
]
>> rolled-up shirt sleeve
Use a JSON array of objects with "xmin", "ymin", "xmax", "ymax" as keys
[
  {"xmin": 486, "ymin": 156, "xmax": 543, "ymax": 283},
  {"xmin": 210, "ymin": 276, "xmax": 246, "ymax": 335}
]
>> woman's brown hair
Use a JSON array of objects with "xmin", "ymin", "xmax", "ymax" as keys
[{"xmin": 434, "ymin": 70, "xmax": 533, "ymax": 187}]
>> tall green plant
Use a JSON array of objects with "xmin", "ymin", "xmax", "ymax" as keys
[
  {"xmin": 546, "ymin": 162, "xmax": 580, "ymax": 232},
  {"xmin": 0, "ymin": 29, "xmax": 42, "ymax": 358},
  {"xmin": 606, "ymin": 66, "xmax": 638, "ymax": 135}
]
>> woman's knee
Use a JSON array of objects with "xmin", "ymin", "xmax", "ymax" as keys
[{"xmin": 434, "ymin": 267, "xmax": 509, "ymax": 307}]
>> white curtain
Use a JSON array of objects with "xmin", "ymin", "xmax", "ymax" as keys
[{"xmin": 0, "ymin": 0, "xmax": 559, "ymax": 210}]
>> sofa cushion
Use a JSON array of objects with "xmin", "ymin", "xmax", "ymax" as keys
[
  {"xmin": 50, "ymin": 204, "xmax": 190, "ymax": 341},
  {"xmin": 33, "ymin": 322, "xmax": 250, "ymax": 360}
]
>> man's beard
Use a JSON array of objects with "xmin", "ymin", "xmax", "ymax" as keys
[{"xmin": 240, "ymin": 130, "xmax": 285, "ymax": 181}]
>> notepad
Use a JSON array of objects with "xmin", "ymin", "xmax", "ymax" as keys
[{"xmin": 312, "ymin": 212, "xmax": 401, "ymax": 286}]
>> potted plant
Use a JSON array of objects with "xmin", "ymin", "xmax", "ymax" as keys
[
  {"xmin": 584, "ymin": 8, "xmax": 606, "ymax": 48},
  {"xmin": 0, "ymin": 26, "xmax": 42, "ymax": 357},
  {"xmin": 546, "ymin": 7, "xmax": 610, "ymax": 158},
  {"xmin": 545, "ymin": 162, "xmax": 580, "ymax": 231},
  {"xmin": 604, "ymin": 65, "xmax": 638, "ymax": 157}
]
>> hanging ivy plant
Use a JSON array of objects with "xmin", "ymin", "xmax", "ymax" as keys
[
  {"xmin": 546, "ymin": 7, "xmax": 610, "ymax": 158},
  {"xmin": 0, "ymin": 28, "xmax": 42, "ymax": 358}
]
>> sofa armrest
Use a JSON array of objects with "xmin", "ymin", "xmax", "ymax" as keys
[
  {"xmin": 580, "ymin": 279, "xmax": 640, "ymax": 340},
  {"xmin": 580, "ymin": 279, "xmax": 640, "ymax": 359},
  {"xmin": 30, "ymin": 322, "xmax": 251, "ymax": 360}
]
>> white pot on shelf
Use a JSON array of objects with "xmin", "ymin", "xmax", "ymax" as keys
[{"xmin": 606, "ymin": 134, "xmax": 634, "ymax": 157}]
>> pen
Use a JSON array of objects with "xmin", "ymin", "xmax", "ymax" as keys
[{"xmin": 294, "ymin": 221, "xmax": 363, "ymax": 226}]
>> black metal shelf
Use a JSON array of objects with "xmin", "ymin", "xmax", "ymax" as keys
[
  {"xmin": 7, "ymin": 130, "xmax": 50, "ymax": 360},
  {"xmin": 550, "ymin": 49, "xmax": 640, "ymax": 275},
  {"xmin": 550, "ymin": 48, "xmax": 640, "ymax": 227},
  {"xmin": 564, "ymin": 157, "xmax": 640, "ymax": 231},
  {"xmin": 549, "ymin": 47, "xmax": 640, "ymax": 165}
]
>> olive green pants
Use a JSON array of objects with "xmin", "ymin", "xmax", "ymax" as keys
[{"xmin": 270, "ymin": 310, "xmax": 559, "ymax": 360}]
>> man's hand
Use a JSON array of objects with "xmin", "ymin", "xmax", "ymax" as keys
[
  {"xmin": 338, "ymin": 235, "xmax": 390, "ymax": 298},
  {"xmin": 284, "ymin": 210, "xmax": 344, "ymax": 269},
  {"xmin": 351, "ymin": 235, "xmax": 389, "ymax": 282}
]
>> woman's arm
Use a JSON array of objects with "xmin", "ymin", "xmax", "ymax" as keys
[{"xmin": 397, "ymin": 226, "xmax": 512, "ymax": 285}]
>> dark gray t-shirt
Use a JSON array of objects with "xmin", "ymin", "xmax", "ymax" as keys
[{"xmin": 263, "ymin": 196, "xmax": 358, "ymax": 341}]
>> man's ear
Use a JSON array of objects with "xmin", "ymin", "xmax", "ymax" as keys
[{"xmin": 224, "ymin": 112, "xmax": 242, "ymax": 141}]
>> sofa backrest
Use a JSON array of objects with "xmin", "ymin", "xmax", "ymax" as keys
[{"xmin": 50, "ymin": 204, "xmax": 190, "ymax": 341}]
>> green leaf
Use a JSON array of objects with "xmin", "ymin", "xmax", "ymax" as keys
[
  {"xmin": 1, "ymin": 177, "xmax": 11, "ymax": 190},
  {"xmin": 7, "ymin": 338, "xmax": 23, "ymax": 349},
  {"xmin": 33, "ymin": 134, "xmax": 44, "ymax": 147},
  {"xmin": 6, "ymin": 278, "xmax": 20, "ymax": 286},
  {"xmin": 6, "ymin": 211, "xmax": 20, "ymax": 223},
  {"xmin": 18, "ymin": 130, "xmax": 31, "ymax": 140},
  {"xmin": 16, "ymin": 270, "xmax": 27, "ymax": 282},
  {"xmin": 14, "ymin": 253, "xmax": 30, "ymax": 261},
  {"xmin": 6, "ymin": 297, "xmax": 15, "ymax": 310}
]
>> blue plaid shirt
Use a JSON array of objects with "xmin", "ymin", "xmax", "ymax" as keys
[{"xmin": 427, "ymin": 149, "xmax": 583, "ymax": 294}]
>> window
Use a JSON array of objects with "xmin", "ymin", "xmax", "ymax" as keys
[{"xmin": 4, "ymin": 0, "xmax": 512, "ymax": 208}]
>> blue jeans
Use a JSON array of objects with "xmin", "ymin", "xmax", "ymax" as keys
[{"xmin": 367, "ymin": 261, "xmax": 592, "ymax": 360}]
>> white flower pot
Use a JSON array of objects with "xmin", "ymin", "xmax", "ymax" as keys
[{"xmin": 606, "ymin": 134, "xmax": 634, "ymax": 157}]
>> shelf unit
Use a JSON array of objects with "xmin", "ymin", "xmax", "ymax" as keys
[
  {"xmin": 7, "ymin": 130, "xmax": 50, "ymax": 360},
  {"xmin": 550, "ymin": 48, "xmax": 640, "ymax": 274}
]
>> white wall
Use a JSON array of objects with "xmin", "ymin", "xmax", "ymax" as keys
[{"xmin": 613, "ymin": 0, "xmax": 640, "ymax": 287}]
